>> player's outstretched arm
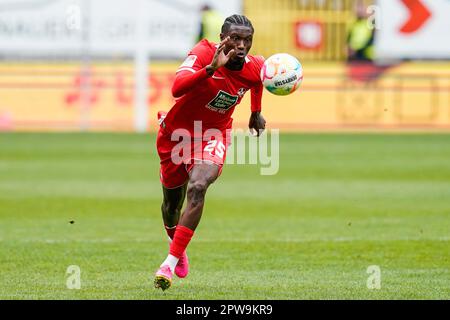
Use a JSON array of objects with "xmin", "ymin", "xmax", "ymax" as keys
[
  {"xmin": 172, "ymin": 68, "xmax": 211, "ymax": 98},
  {"xmin": 249, "ymin": 77, "xmax": 265, "ymax": 137},
  {"xmin": 172, "ymin": 37, "xmax": 236, "ymax": 98}
]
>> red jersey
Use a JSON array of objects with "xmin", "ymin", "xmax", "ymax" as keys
[{"xmin": 163, "ymin": 39, "xmax": 264, "ymax": 134}]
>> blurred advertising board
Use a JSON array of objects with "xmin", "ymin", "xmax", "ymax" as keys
[
  {"xmin": 1, "ymin": 62, "xmax": 449, "ymax": 132},
  {"xmin": 376, "ymin": 0, "xmax": 450, "ymax": 60},
  {"xmin": 0, "ymin": 0, "xmax": 241, "ymax": 59}
]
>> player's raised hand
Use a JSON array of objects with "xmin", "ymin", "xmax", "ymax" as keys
[{"xmin": 206, "ymin": 37, "xmax": 235, "ymax": 74}]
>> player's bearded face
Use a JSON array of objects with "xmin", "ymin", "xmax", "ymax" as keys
[{"xmin": 221, "ymin": 25, "xmax": 253, "ymax": 63}]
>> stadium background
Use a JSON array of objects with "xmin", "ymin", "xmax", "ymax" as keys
[
  {"xmin": 1, "ymin": 0, "xmax": 449, "ymax": 132},
  {"xmin": 0, "ymin": 0, "xmax": 449, "ymax": 300}
]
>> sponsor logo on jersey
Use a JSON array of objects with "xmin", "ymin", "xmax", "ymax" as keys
[
  {"xmin": 207, "ymin": 90, "xmax": 239, "ymax": 113},
  {"xmin": 237, "ymin": 87, "xmax": 248, "ymax": 98}
]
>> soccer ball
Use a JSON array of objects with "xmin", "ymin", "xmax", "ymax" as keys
[{"xmin": 260, "ymin": 53, "xmax": 303, "ymax": 96}]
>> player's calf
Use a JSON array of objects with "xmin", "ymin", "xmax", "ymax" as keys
[{"xmin": 161, "ymin": 184, "xmax": 187, "ymax": 235}]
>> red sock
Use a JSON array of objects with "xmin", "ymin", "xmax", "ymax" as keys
[
  {"xmin": 169, "ymin": 225, "xmax": 194, "ymax": 258},
  {"xmin": 165, "ymin": 225, "xmax": 176, "ymax": 240}
]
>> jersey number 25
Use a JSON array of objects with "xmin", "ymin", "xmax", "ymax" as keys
[{"xmin": 204, "ymin": 140, "xmax": 226, "ymax": 159}]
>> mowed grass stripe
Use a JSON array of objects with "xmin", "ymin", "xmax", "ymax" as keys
[{"xmin": 0, "ymin": 132, "xmax": 448, "ymax": 299}]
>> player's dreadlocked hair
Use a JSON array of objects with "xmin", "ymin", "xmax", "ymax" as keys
[{"xmin": 221, "ymin": 14, "xmax": 254, "ymax": 34}]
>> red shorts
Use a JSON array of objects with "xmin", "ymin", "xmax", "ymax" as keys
[{"xmin": 156, "ymin": 126, "xmax": 230, "ymax": 189}]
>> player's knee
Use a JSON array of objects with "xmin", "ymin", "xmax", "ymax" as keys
[
  {"xmin": 161, "ymin": 201, "xmax": 181, "ymax": 217},
  {"xmin": 187, "ymin": 179, "xmax": 209, "ymax": 201}
]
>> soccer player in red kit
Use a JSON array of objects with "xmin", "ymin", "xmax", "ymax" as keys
[{"xmin": 154, "ymin": 14, "xmax": 266, "ymax": 290}]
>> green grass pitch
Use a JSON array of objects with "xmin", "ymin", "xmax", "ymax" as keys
[{"xmin": 0, "ymin": 132, "xmax": 449, "ymax": 299}]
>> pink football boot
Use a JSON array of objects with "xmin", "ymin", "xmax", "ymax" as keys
[
  {"xmin": 154, "ymin": 265, "xmax": 172, "ymax": 291},
  {"xmin": 175, "ymin": 251, "xmax": 189, "ymax": 278}
]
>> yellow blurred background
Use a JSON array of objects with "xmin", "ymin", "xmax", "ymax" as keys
[{"xmin": 0, "ymin": 0, "xmax": 449, "ymax": 132}]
